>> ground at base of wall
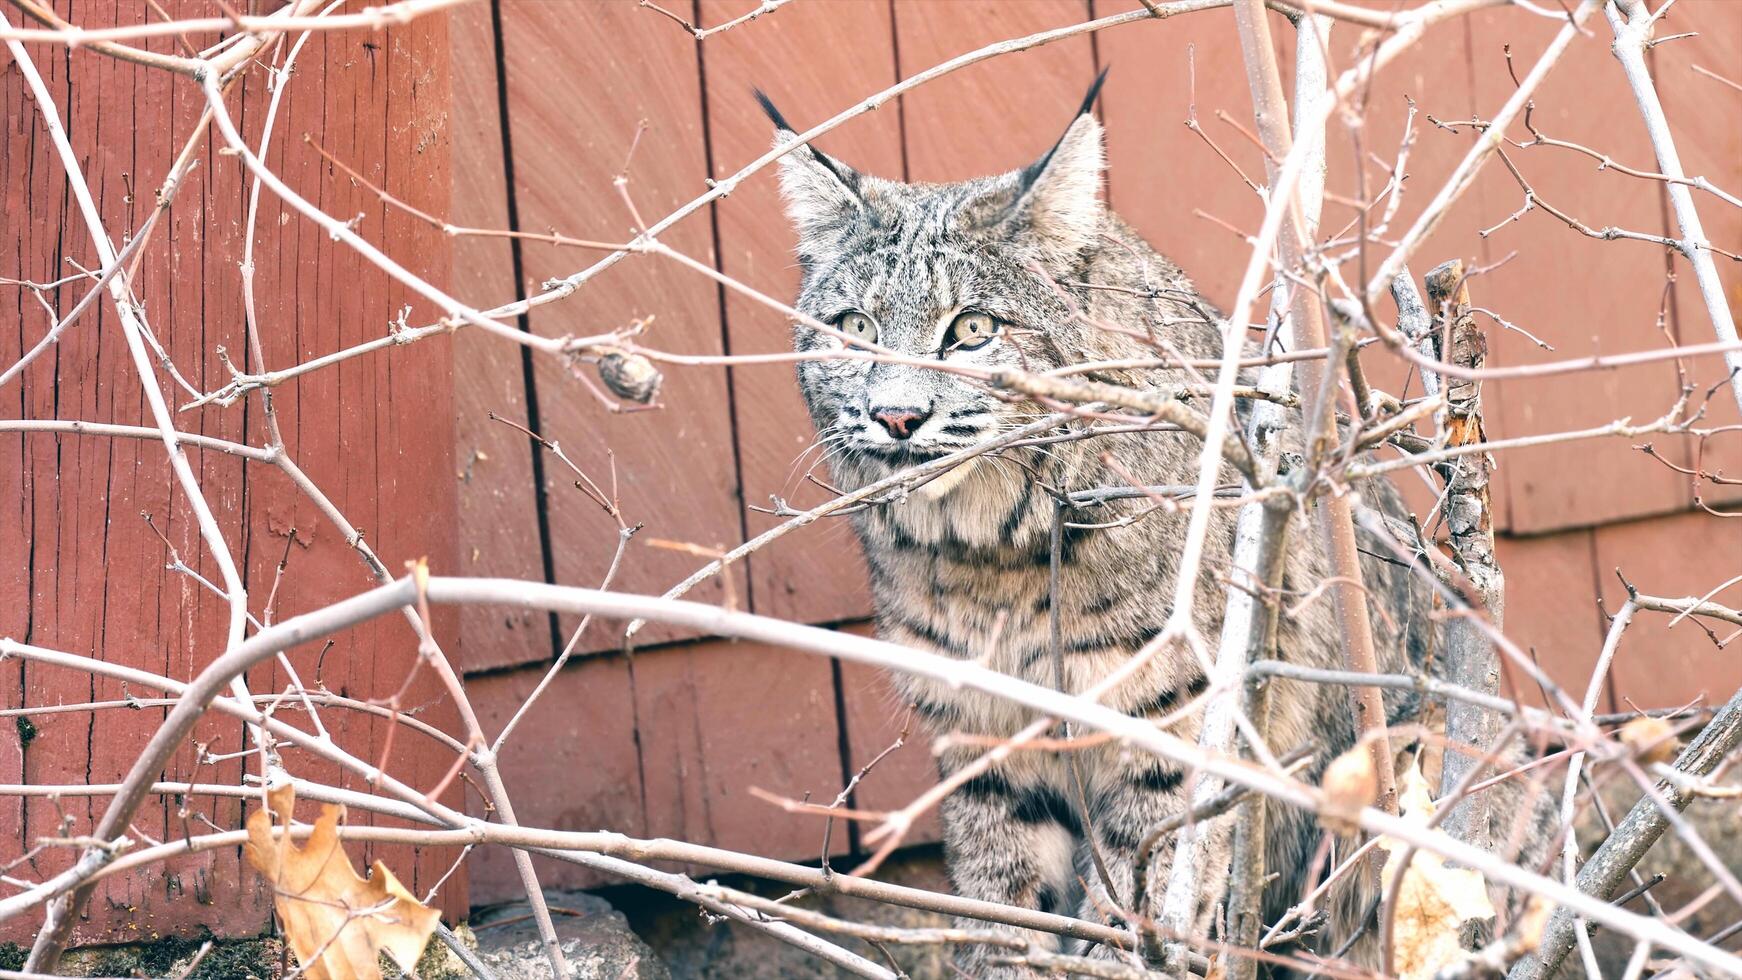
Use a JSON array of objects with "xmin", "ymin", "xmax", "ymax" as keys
[
  {"xmin": 605, "ymin": 845, "xmax": 954, "ymax": 980},
  {"xmin": 16, "ymin": 923, "xmax": 481, "ymax": 979},
  {"xmin": 0, "ymin": 933, "xmax": 287, "ymax": 980},
  {"xmin": 18, "ymin": 846, "xmax": 946, "ymax": 980},
  {"xmin": 461, "ymin": 846, "xmax": 954, "ymax": 978},
  {"xmin": 470, "ymin": 890, "xmax": 668, "ymax": 979},
  {"xmin": 39, "ymin": 803, "xmax": 1737, "ymax": 980}
]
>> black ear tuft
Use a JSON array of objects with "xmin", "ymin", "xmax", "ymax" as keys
[
  {"xmin": 761, "ymin": 88, "xmax": 873, "ymax": 239},
  {"xmin": 754, "ymin": 87, "xmax": 798, "ymax": 134},
  {"xmin": 754, "ymin": 87, "xmax": 864, "ymax": 197},
  {"xmin": 999, "ymin": 73, "xmax": 1107, "ymax": 263},
  {"xmin": 1076, "ymin": 65, "xmax": 1110, "ymax": 119},
  {"xmin": 1018, "ymin": 67, "xmax": 1110, "ymax": 195}
]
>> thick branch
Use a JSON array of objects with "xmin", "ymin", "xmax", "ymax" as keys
[
  {"xmin": 1424, "ymin": 260, "xmax": 1503, "ymax": 853},
  {"xmin": 1604, "ymin": 0, "xmax": 1742, "ymax": 414},
  {"xmin": 1508, "ymin": 680, "xmax": 1742, "ymax": 980}
]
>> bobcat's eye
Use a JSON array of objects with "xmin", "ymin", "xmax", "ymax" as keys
[
  {"xmin": 836, "ymin": 311, "xmax": 878, "ymax": 344},
  {"xmin": 945, "ymin": 311, "xmax": 1000, "ymax": 353}
]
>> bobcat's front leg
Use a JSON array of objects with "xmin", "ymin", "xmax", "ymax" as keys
[
  {"xmin": 940, "ymin": 753, "xmax": 1079, "ymax": 979},
  {"xmin": 1078, "ymin": 757, "xmax": 1231, "ymax": 964}
]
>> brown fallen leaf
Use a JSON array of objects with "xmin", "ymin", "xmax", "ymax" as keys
[
  {"xmin": 245, "ymin": 784, "xmax": 439, "ymax": 979},
  {"xmin": 1379, "ymin": 759, "xmax": 1497, "ymax": 980}
]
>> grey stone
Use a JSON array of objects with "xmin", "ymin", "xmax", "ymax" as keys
[
  {"xmin": 617, "ymin": 847, "xmax": 954, "ymax": 980},
  {"xmin": 472, "ymin": 890, "xmax": 670, "ymax": 980},
  {"xmin": 1568, "ymin": 773, "xmax": 1742, "ymax": 977}
]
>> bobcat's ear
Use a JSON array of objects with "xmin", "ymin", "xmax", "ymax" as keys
[
  {"xmin": 757, "ymin": 90, "xmax": 866, "ymax": 245},
  {"xmin": 1005, "ymin": 70, "xmax": 1108, "ymax": 258}
]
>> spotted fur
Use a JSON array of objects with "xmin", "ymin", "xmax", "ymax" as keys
[{"xmin": 765, "ymin": 82, "xmax": 1538, "ymax": 975}]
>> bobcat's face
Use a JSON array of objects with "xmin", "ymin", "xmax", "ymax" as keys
[
  {"xmin": 789, "ymin": 185, "xmax": 1076, "ymax": 465},
  {"xmin": 767, "ymin": 83, "xmax": 1108, "ymax": 480}
]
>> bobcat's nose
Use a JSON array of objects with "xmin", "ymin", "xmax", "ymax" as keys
[{"xmin": 871, "ymin": 406, "xmax": 931, "ymax": 440}]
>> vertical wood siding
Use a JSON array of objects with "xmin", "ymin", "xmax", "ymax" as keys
[
  {"xmin": 2, "ymin": 3, "xmax": 462, "ymax": 943},
  {"xmin": 453, "ymin": 0, "xmax": 1741, "ymax": 905},
  {"xmin": 509, "ymin": 0, "xmax": 742, "ymax": 654},
  {"xmin": 5, "ymin": 0, "xmax": 1737, "ymax": 931},
  {"xmin": 450, "ymin": 0, "xmax": 553, "ymax": 673},
  {"xmin": 1465, "ymin": 8, "xmax": 1691, "ymax": 531},
  {"xmin": 701, "ymin": 0, "xmax": 899, "ymax": 628},
  {"xmin": 1651, "ymin": 2, "xmax": 1742, "ymax": 507}
]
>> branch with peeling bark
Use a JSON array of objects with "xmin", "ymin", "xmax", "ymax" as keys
[{"xmin": 1421, "ymin": 260, "xmax": 1503, "ymax": 863}]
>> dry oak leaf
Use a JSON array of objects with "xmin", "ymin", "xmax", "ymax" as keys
[
  {"xmin": 1379, "ymin": 759, "xmax": 1496, "ymax": 980},
  {"xmin": 244, "ymin": 784, "xmax": 439, "ymax": 979}
]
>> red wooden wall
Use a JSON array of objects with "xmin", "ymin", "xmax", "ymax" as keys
[
  {"xmin": 2, "ymin": 2, "xmax": 464, "ymax": 945},
  {"xmin": 450, "ymin": 0, "xmax": 1742, "ymax": 905},
  {"xmin": 2, "ymin": 0, "xmax": 1738, "ymax": 941}
]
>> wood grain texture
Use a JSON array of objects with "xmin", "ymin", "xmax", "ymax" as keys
[
  {"xmin": 1094, "ymin": 0, "xmax": 1280, "ymax": 310},
  {"xmin": 1463, "ymin": 7, "xmax": 1689, "ymax": 532},
  {"xmin": 245, "ymin": 14, "xmax": 466, "ymax": 922},
  {"xmin": 1492, "ymin": 531, "xmax": 1607, "ymax": 712},
  {"xmin": 2, "ymin": 14, "xmax": 258, "ymax": 942},
  {"xmin": 837, "ymin": 630, "xmax": 944, "ymax": 848},
  {"xmin": 634, "ymin": 637, "xmax": 847, "ymax": 866},
  {"xmin": 497, "ymin": 0, "xmax": 741, "ymax": 655},
  {"xmin": 0, "ymin": 45, "xmax": 25, "ymax": 929},
  {"xmin": 894, "ymin": 0, "xmax": 1098, "ymax": 183},
  {"xmin": 1594, "ymin": 510, "xmax": 1742, "ymax": 712},
  {"xmin": 463, "ymin": 654, "xmax": 644, "ymax": 904},
  {"xmin": 0, "ymin": 5, "xmax": 464, "ymax": 939},
  {"xmin": 448, "ymin": 0, "xmax": 552, "ymax": 672},
  {"xmin": 699, "ymin": 0, "xmax": 899, "ymax": 628}
]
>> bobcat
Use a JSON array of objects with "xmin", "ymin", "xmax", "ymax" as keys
[{"xmin": 762, "ymin": 78, "xmax": 1530, "ymax": 975}]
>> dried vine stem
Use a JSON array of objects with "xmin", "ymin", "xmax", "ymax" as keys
[
  {"xmin": 1160, "ymin": 9, "xmax": 1334, "ymax": 976},
  {"xmin": 1603, "ymin": 0, "xmax": 1742, "ymax": 415}
]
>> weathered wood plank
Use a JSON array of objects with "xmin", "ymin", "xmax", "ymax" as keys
[
  {"xmin": 894, "ymin": 0, "xmax": 1098, "ymax": 183},
  {"xmin": 634, "ymin": 637, "xmax": 847, "ymax": 865},
  {"xmin": 463, "ymin": 654, "xmax": 644, "ymax": 903},
  {"xmin": 497, "ymin": 0, "xmax": 741, "ymax": 655},
  {"xmin": 1464, "ymin": 7, "xmax": 1689, "ymax": 532},
  {"xmin": 0, "ymin": 5, "xmax": 464, "ymax": 939},
  {"xmin": 448, "ymin": 0, "xmax": 552, "ymax": 672},
  {"xmin": 838, "ymin": 632, "xmax": 944, "ymax": 848},
  {"xmin": 699, "ymin": 0, "xmax": 900, "ymax": 627},
  {"xmin": 1595, "ymin": 511, "xmax": 1742, "ymax": 711},
  {"xmin": 1648, "ymin": 0, "xmax": 1742, "ymax": 508},
  {"xmin": 1492, "ymin": 532, "xmax": 1607, "ymax": 712}
]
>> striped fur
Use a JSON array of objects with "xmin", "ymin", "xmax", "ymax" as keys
[{"xmin": 766, "ymin": 90, "xmax": 1534, "ymax": 975}]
